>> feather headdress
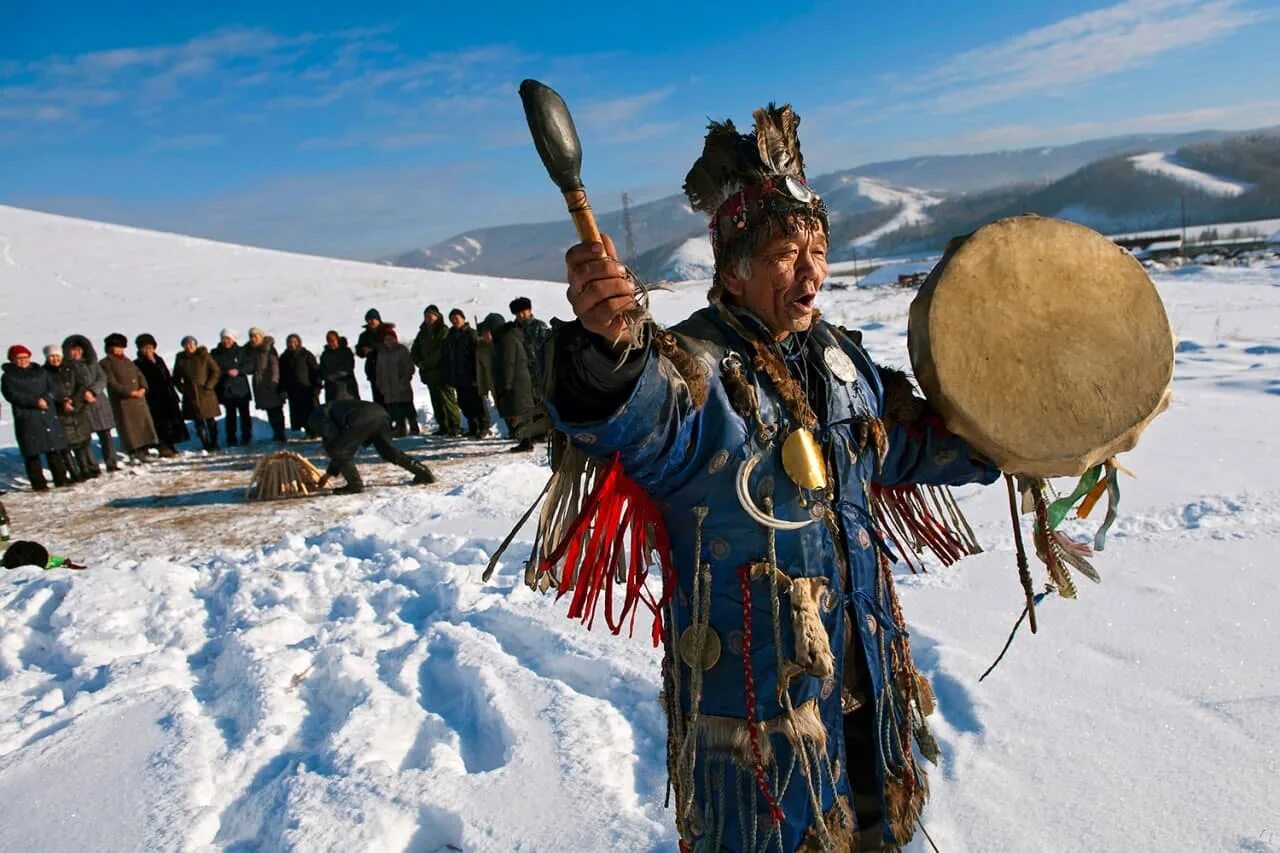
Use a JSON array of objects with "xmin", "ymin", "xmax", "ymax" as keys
[
  {"xmin": 682, "ymin": 104, "xmax": 826, "ymax": 273},
  {"xmin": 683, "ymin": 104, "xmax": 808, "ymax": 214}
]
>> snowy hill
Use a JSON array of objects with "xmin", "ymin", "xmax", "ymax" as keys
[
  {"xmin": 0, "ymin": 204, "xmax": 580, "ymax": 412},
  {"xmin": 1, "ymin": 208, "xmax": 1279, "ymax": 851}
]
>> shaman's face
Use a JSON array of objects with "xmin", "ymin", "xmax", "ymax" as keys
[{"xmin": 723, "ymin": 225, "xmax": 828, "ymax": 339}]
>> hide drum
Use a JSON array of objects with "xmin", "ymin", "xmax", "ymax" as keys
[{"xmin": 908, "ymin": 215, "xmax": 1174, "ymax": 478}]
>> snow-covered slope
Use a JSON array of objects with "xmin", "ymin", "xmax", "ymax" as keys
[
  {"xmin": 1, "ymin": 207, "xmax": 1279, "ymax": 852},
  {"xmin": 653, "ymin": 236, "xmax": 716, "ymax": 282},
  {"xmin": 0, "ymin": 205, "xmax": 574, "ymax": 382},
  {"xmin": 1129, "ymin": 151, "xmax": 1254, "ymax": 198},
  {"xmin": 836, "ymin": 177, "xmax": 941, "ymax": 247}
]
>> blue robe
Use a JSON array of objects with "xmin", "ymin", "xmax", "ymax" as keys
[{"xmin": 548, "ymin": 306, "xmax": 998, "ymax": 851}]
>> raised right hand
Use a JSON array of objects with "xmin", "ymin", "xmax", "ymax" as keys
[{"xmin": 565, "ymin": 234, "xmax": 635, "ymax": 346}]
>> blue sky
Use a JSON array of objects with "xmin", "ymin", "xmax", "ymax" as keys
[{"xmin": 2, "ymin": 0, "xmax": 1277, "ymax": 258}]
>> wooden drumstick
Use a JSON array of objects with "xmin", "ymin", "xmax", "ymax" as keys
[{"xmin": 519, "ymin": 79, "xmax": 603, "ymax": 245}]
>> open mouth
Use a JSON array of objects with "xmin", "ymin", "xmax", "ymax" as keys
[{"xmin": 791, "ymin": 292, "xmax": 817, "ymax": 311}]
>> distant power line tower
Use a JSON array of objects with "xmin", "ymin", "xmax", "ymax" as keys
[{"xmin": 621, "ymin": 192, "xmax": 638, "ymax": 267}]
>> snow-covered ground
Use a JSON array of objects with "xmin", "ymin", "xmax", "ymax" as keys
[
  {"xmin": 1129, "ymin": 151, "xmax": 1254, "ymax": 198},
  {"xmin": 1, "ymin": 207, "xmax": 1279, "ymax": 852}
]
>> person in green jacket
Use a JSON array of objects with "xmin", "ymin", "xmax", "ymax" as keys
[{"xmin": 411, "ymin": 305, "xmax": 463, "ymax": 437}]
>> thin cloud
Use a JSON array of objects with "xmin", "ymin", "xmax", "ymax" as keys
[
  {"xmin": 900, "ymin": 0, "xmax": 1263, "ymax": 113},
  {"xmin": 148, "ymin": 133, "xmax": 224, "ymax": 152},
  {"xmin": 577, "ymin": 86, "xmax": 675, "ymax": 129},
  {"xmin": 940, "ymin": 98, "xmax": 1280, "ymax": 152}
]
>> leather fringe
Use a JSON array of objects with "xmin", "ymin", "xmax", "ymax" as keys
[{"xmin": 870, "ymin": 483, "xmax": 981, "ymax": 573}]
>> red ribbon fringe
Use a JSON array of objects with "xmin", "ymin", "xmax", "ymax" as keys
[
  {"xmin": 539, "ymin": 453, "xmax": 675, "ymax": 646},
  {"xmin": 870, "ymin": 483, "xmax": 972, "ymax": 573}
]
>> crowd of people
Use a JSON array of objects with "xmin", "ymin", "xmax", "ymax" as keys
[{"xmin": 2, "ymin": 297, "xmax": 554, "ymax": 492}]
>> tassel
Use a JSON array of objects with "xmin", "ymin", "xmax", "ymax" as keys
[
  {"xmin": 537, "ymin": 453, "xmax": 675, "ymax": 645},
  {"xmin": 869, "ymin": 483, "xmax": 981, "ymax": 571}
]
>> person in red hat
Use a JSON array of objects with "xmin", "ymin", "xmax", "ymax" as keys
[
  {"xmin": 375, "ymin": 325, "xmax": 419, "ymax": 437},
  {"xmin": 2, "ymin": 345, "xmax": 73, "ymax": 490}
]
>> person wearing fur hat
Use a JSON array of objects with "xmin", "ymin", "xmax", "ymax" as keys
[
  {"xmin": 478, "ymin": 312, "xmax": 544, "ymax": 452},
  {"xmin": 3, "ymin": 344, "xmax": 72, "ymax": 490},
  {"xmin": 62, "ymin": 334, "xmax": 119, "ymax": 472},
  {"xmin": 134, "ymin": 333, "xmax": 187, "ymax": 457},
  {"xmin": 442, "ymin": 310, "xmax": 489, "ymax": 439},
  {"xmin": 173, "ymin": 336, "xmax": 222, "ymax": 451},
  {"xmin": 509, "ymin": 296, "xmax": 552, "ymax": 404},
  {"xmin": 374, "ymin": 325, "xmax": 419, "ymax": 437},
  {"xmin": 545, "ymin": 105, "xmax": 1001, "ymax": 851},
  {"xmin": 411, "ymin": 305, "xmax": 462, "ymax": 436},
  {"xmin": 212, "ymin": 328, "xmax": 255, "ymax": 446},
  {"xmin": 43, "ymin": 344, "xmax": 98, "ymax": 480},
  {"xmin": 247, "ymin": 327, "xmax": 285, "ymax": 442},
  {"xmin": 355, "ymin": 308, "xmax": 385, "ymax": 409},
  {"xmin": 102, "ymin": 333, "xmax": 160, "ymax": 461}
]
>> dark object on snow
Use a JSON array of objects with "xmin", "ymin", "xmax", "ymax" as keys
[
  {"xmin": 2, "ymin": 540, "xmax": 86, "ymax": 570},
  {"xmin": 3, "ymin": 540, "xmax": 48, "ymax": 568}
]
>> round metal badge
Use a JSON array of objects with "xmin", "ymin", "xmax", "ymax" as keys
[
  {"xmin": 678, "ymin": 625, "xmax": 722, "ymax": 671},
  {"xmin": 823, "ymin": 346, "xmax": 857, "ymax": 383}
]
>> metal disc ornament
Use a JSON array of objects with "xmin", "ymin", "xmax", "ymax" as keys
[
  {"xmin": 823, "ymin": 346, "xmax": 857, "ymax": 383},
  {"xmin": 678, "ymin": 625, "xmax": 722, "ymax": 671}
]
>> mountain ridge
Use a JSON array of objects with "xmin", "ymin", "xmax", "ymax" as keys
[{"xmin": 386, "ymin": 125, "xmax": 1280, "ymax": 281}]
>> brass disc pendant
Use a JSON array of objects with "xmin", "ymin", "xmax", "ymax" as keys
[
  {"xmin": 781, "ymin": 428, "xmax": 828, "ymax": 491},
  {"xmin": 678, "ymin": 625, "xmax": 722, "ymax": 671}
]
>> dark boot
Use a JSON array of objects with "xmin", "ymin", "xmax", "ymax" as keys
[
  {"xmin": 333, "ymin": 462, "xmax": 363, "ymax": 494},
  {"xmin": 408, "ymin": 460, "xmax": 435, "ymax": 485},
  {"xmin": 506, "ymin": 439, "xmax": 535, "ymax": 453},
  {"xmin": 24, "ymin": 456, "xmax": 48, "ymax": 491},
  {"xmin": 75, "ymin": 444, "xmax": 100, "ymax": 478},
  {"xmin": 98, "ymin": 430, "xmax": 119, "ymax": 471},
  {"xmin": 48, "ymin": 453, "xmax": 72, "ymax": 487},
  {"xmin": 158, "ymin": 444, "xmax": 178, "ymax": 458}
]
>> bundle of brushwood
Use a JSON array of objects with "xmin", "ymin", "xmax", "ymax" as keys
[{"xmin": 248, "ymin": 451, "xmax": 324, "ymax": 501}]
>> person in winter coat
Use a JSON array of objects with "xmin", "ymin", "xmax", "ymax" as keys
[
  {"xmin": 355, "ymin": 308, "xmax": 385, "ymax": 408},
  {"xmin": 443, "ymin": 309, "xmax": 489, "ymax": 439},
  {"xmin": 63, "ymin": 334, "xmax": 119, "ymax": 472},
  {"xmin": 320, "ymin": 331, "xmax": 360, "ymax": 403},
  {"xmin": 173, "ymin": 336, "xmax": 221, "ymax": 451},
  {"xmin": 44, "ymin": 345, "xmax": 98, "ymax": 480},
  {"xmin": 411, "ymin": 305, "xmax": 462, "ymax": 436},
  {"xmin": 134, "ymin": 333, "xmax": 188, "ymax": 456},
  {"xmin": 102, "ymin": 333, "xmax": 160, "ymax": 460},
  {"xmin": 510, "ymin": 296, "xmax": 552, "ymax": 401},
  {"xmin": 307, "ymin": 400, "xmax": 435, "ymax": 495},
  {"xmin": 213, "ymin": 328, "xmax": 255, "ymax": 446},
  {"xmin": 3, "ymin": 345, "xmax": 71, "ymax": 490},
  {"xmin": 374, "ymin": 326, "xmax": 419, "ymax": 437},
  {"xmin": 247, "ymin": 327, "xmax": 285, "ymax": 442},
  {"xmin": 476, "ymin": 325, "xmax": 495, "ymax": 419},
  {"xmin": 279, "ymin": 334, "xmax": 322, "ymax": 435},
  {"xmin": 478, "ymin": 313, "xmax": 546, "ymax": 452}
]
